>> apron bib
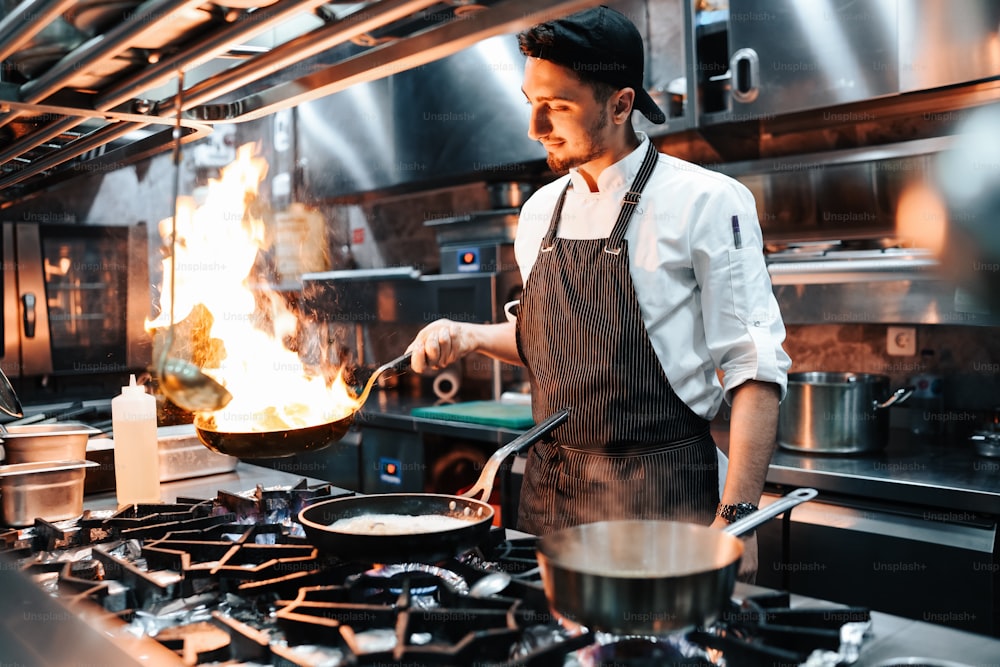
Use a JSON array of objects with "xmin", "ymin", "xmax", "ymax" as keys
[{"xmin": 515, "ymin": 142, "xmax": 719, "ymax": 535}]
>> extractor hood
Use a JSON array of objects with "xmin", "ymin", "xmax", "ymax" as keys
[{"xmin": 0, "ymin": 0, "xmax": 600, "ymax": 207}]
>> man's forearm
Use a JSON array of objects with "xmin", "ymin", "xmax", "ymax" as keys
[
  {"xmin": 718, "ymin": 380, "xmax": 780, "ymax": 510},
  {"xmin": 468, "ymin": 321, "xmax": 523, "ymax": 366}
]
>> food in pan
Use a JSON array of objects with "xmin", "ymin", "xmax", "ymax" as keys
[{"xmin": 327, "ymin": 513, "xmax": 474, "ymax": 535}]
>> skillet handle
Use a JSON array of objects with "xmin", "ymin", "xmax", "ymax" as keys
[
  {"xmin": 722, "ymin": 487, "xmax": 817, "ymax": 537},
  {"xmin": 460, "ymin": 407, "xmax": 570, "ymax": 501}
]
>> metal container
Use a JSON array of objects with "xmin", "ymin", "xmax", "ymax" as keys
[
  {"xmin": 778, "ymin": 372, "xmax": 912, "ymax": 454},
  {"xmin": 1, "ymin": 423, "xmax": 102, "ymax": 464},
  {"xmin": 0, "ymin": 459, "xmax": 98, "ymax": 527},
  {"xmin": 83, "ymin": 424, "xmax": 240, "ymax": 494},
  {"xmin": 969, "ymin": 407, "xmax": 1000, "ymax": 458},
  {"xmin": 971, "ymin": 433, "xmax": 1000, "ymax": 458},
  {"xmin": 487, "ymin": 182, "xmax": 534, "ymax": 209}
]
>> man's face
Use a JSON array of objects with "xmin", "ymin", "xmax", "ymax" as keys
[{"xmin": 521, "ymin": 58, "xmax": 612, "ymax": 174}]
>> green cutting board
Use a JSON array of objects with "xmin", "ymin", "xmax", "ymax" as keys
[{"xmin": 411, "ymin": 401, "xmax": 534, "ymax": 428}]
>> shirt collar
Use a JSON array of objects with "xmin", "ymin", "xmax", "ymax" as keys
[{"xmin": 567, "ymin": 131, "xmax": 650, "ymax": 193}]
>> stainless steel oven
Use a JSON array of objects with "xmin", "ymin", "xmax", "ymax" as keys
[{"xmin": 1, "ymin": 222, "xmax": 151, "ymax": 381}]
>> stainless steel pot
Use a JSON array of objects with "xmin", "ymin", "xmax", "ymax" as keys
[
  {"xmin": 536, "ymin": 488, "xmax": 818, "ymax": 634},
  {"xmin": 778, "ymin": 372, "xmax": 912, "ymax": 454},
  {"xmin": 487, "ymin": 182, "xmax": 533, "ymax": 209}
]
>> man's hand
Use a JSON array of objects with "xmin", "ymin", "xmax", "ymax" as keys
[
  {"xmin": 407, "ymin": 319, "xmax": 468, "ymax": 373},
  {"xmin": 711, "ymin": 516, "xmax": 758, "ymax": 583},
  {"xmin": 406, "ymin": 320, "xmax": 521, "ymax": 373}
]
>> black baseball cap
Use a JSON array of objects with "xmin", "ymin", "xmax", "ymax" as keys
[{"xmin": 530, "ymin": 5, "xmax": 665, "ymax": 124}]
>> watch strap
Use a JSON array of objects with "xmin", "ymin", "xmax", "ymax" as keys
[{"xmin": 716, "ymin": 501, "xmax": 759, "ymax": 524}]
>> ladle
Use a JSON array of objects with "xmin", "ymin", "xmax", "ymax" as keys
[{"xmin": 156, "ymin": 70, "xmax": 233, "ymax": 413}]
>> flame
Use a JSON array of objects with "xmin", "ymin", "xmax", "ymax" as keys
[{"xmin": 147, "ymin": 142, "xmax": 359, "ymax": 432}]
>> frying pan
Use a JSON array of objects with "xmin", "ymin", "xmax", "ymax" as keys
[
  {"xmin": 536, "ymin": 487, "xmax": 818, "ymax": 635},
  {"xmin": 194, "ymin": 353, "xmax": 411, "ymax": 459},
  {"xmin": 195, "ymin": 415, "xmax": 352, "ymax": 458},
  {"xmin": 297, "ymin": 408, "xmax": 570, "ymax": 563}
]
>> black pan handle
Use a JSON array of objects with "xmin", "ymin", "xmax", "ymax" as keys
[{"xmin": 460, "ymin": 407, "xmax": 570, "ymax": 501}]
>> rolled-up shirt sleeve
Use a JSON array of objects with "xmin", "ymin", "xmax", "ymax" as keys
[{"xmin": 691, "ymin": 180, "xmax": 791, "ymax": 403}]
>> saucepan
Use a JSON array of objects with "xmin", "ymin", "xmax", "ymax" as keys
[
  {"xmin": 536, "ymin": 487, "xmax": 818, "ymax": 635},
  {"xmin": 194, "ymin": 352, "xmax": 412, "ymax": 459},
  {"xmin": 298, "ymin": 408, "xmax": 570, "ymax": 563},
  {"xmin": 778, "ymin": 372, "xmax": 912, "ymax": 455}
]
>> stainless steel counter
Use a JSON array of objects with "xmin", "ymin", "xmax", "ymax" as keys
[
  {"xmin": 764, "ymin": 434, "xmax": 1000, "ymax": 516},
  {"xmin": 83, "ymin": 460, "xmax": 338, "ymax": 512}
]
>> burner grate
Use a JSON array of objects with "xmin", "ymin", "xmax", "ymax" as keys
[{"xmin": 0, "ymin": 486, "xmax": 872, "ymax": 666}]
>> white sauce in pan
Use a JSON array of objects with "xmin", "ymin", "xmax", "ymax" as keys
[{"xmin": 328, "ymin": 513, "xmax": 474, "ymax": 535}]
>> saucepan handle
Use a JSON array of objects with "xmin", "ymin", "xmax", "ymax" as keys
[
  {"xmin": 722, "ymin": 487, "xmax": 818, "ymax": 537},
  {"xmin": 873, "ymin": 385, "xmax": 913, "ymax": 410},
  {"xmin": 460, "ymin": 407, "xmax": 570, "ymax": 500}
]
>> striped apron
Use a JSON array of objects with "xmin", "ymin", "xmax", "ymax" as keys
[{"xmin": 515, "ymin": 142, "xmax": 719, "ymax": 536}]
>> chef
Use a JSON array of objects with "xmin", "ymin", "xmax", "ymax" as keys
[{"xmin": 407, "ymin": 5, "xmax": 790, "ymax": 579}]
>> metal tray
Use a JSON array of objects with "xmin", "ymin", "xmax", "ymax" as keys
[
  {"xmin": 0, "ymin": 459, "xmax": 98, "ymax": 527},
  {"xmin": 1, "ymin": 422, "xmax": 103, "ymax": 464},
  {"xmin": 84, "ymin": 424, "xmax": 239, "ymax": 494}
]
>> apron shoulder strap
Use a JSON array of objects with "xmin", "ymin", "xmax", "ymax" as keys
[
  {"xmin": 539, "ymin": 141, "xmax": 660, "ymax": 253},
  {"xmin": 540, "ymin": 181, "xmax": 571, "ymax": 252},
  {"xmin": 606, "ymin": 141, "xmax": 660, "ymax": 254}
]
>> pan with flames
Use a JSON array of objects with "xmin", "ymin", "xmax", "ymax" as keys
[{"xmin": 146, "ymin": 143, "xmax": 374, "ymax": 458}]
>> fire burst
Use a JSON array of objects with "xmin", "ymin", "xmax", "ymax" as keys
[{"xmin": 147, "ymin": 143, "xmax": 359, "ymax": 432}]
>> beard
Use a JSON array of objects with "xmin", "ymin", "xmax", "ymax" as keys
[{"xmin": 544, "ymin": 108, "xmax": 609, "ymax": 174}]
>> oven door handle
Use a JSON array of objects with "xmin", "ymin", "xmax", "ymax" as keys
[{"xmin": 21, "ymin": 292, "xmax": 36, "ymax": 338}]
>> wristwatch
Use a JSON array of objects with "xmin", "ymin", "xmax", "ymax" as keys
[{"xmin": 716, "ymin": 501, "xmax": 759, "ymax": 524}]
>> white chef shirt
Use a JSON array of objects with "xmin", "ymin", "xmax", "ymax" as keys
[{"xmin": 514, "ymin": 133, "xmax": 791, "ymax": 420}]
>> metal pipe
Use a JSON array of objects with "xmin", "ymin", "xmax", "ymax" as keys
[
  {"xmin": 18, "ymin": 0, "xmax": 205, "ymax": 103},
  {"xmin": 0, "ymin": 116, "xmax": 80, "ymax": 166},
  {"xmin": 0, "ymin": 0, "xmax": 78, "ymax": 63},
  {"xmin": 0, "ymin": 121, "xmax": 144, "ymax": 189},
  {"xmin": 188, "ymin": 0, "xmax": 601, "ymax": 123},
  {"xmin": 96, "ymin": 0, "xmax": 332, "ymax": 110},
  {"xmin": 157, "ymin": 0, "xmax": 443, "ymax": 116}
]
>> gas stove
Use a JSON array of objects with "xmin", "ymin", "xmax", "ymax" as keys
[{"xmin": 0, "ymin": 480, "xmax": 877, "ymax": 667}]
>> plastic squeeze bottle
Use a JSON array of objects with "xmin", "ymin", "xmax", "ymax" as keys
[{"xmin": 112, "ymin": 374, "xmax": 161, "ymax": 506}]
